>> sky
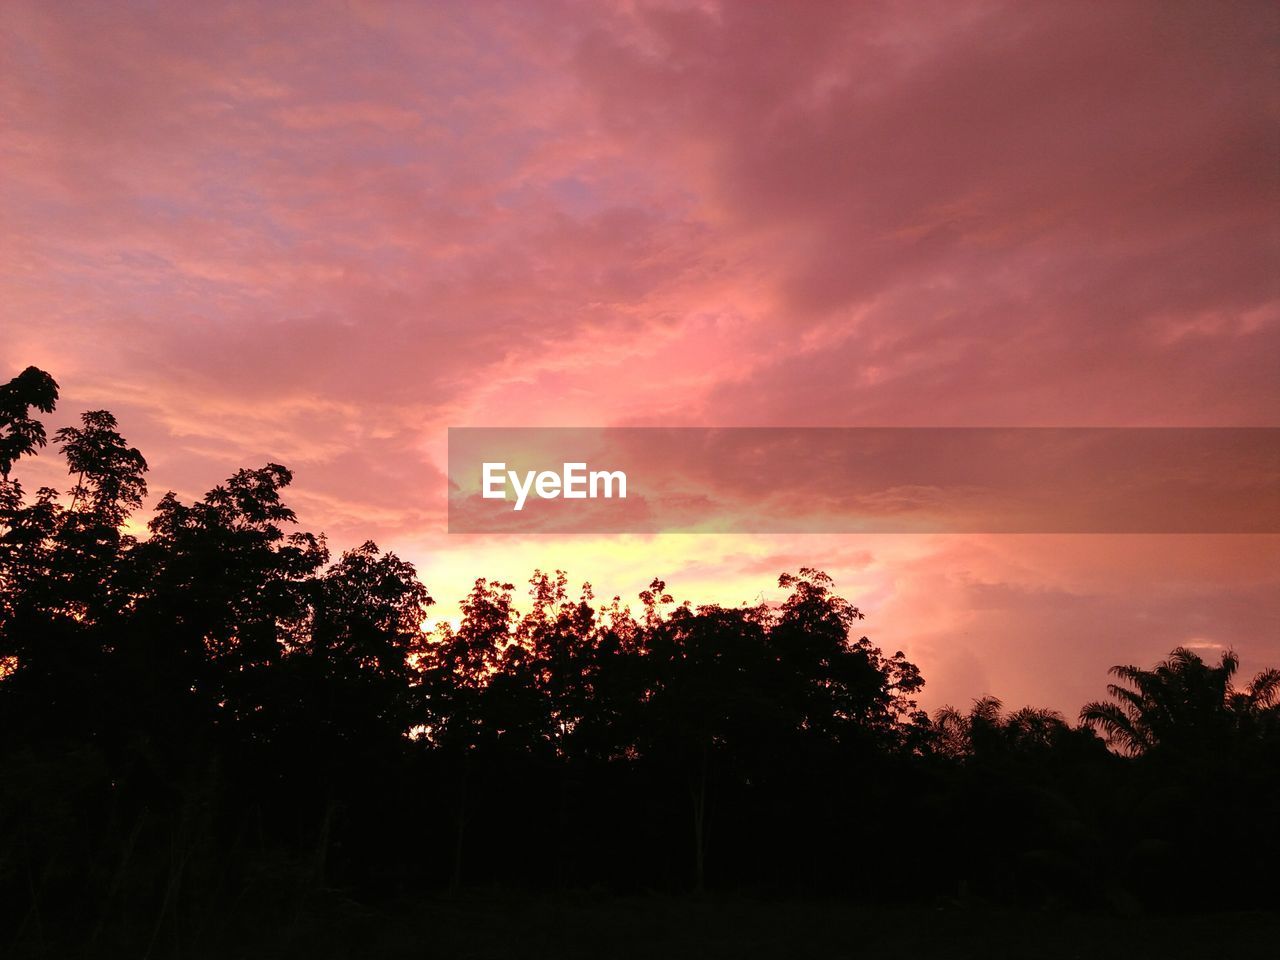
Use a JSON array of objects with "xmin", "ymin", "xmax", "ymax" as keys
[{"xmin": 3, "ymin": 0, "xmax": 1278, "ymax": 714}]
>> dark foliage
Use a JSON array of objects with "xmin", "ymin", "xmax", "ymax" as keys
[{"xmin": 2, "ymin": 367, "xmax": 1278, "ymax": 957}]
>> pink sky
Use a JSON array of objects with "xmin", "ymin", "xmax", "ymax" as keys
[{"xmin": 3, "ymin": 0, "xmax": 1278, "ymax": 713}]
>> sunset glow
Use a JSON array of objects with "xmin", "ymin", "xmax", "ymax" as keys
[{"xmin": 4, "ymin": 0, "xmax": 1278, "ymax": 714}]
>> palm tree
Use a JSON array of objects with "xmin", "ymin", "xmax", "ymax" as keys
[
  {"xmin": 933, "ymin": 696, "xmax": 1069, "ymax": 757},
  {"xmin": 1080, "ymin": 646, "xmax": 1279, "ymax": 755}
]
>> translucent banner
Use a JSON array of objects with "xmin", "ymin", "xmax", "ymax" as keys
[{"xmin": 447, "ymin": 428, "xmax": 1280, "ymax": 534}]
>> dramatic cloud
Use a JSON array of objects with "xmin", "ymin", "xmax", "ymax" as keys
[{"xmin": 3, "ymin": 0, "xmax": 1276, "ymax": 711}]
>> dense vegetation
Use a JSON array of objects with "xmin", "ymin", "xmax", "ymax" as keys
[{"xmin": 3, "ymin": 367, "xmax": 1278, "ymax": 958}]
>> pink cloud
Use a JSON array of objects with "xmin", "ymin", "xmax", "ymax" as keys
[{"xmin": 2, "ymin": 0, "xmax": 1276, "ymax": 711}]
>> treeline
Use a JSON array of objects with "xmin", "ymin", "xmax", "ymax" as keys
[{"xmin": 2, "ymin": 367, "xmax": 1279, "ymax": 956}]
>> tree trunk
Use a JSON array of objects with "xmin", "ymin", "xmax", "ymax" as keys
[
  {"xmin": 556, "ymin": 767, "xmax": 568, "ymax": 890},
  {"xmin": 450, "ymin": 762, "xmax": 468, "ymax": 896},
  {"xmin": 310, "ymin": 787, "xmax": 337, "ymax": 889},
  {"xmin": 690, "ymin": 743, "xmax": 709, "ymax": 894}
]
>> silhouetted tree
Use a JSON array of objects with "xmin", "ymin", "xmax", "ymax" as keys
[
  {"xmin": 641, "ymin": 600, "xmax": 776, "ymax": 892},
  {"xmin": 1080, "ymin": 646, "xmax": 1280, "ymax": 756},
  {"xmin": 933, "ymin": 697, "xmax": 1078, "ymax": 759},
  {"xmin": 420, "ymin": 577, "xmax": 519, "ymax": 891},
  {"xmin": 771, "ymin": 568, "xmax": 925, "ymax": 747},
  {"xmin": 305, "ymin": 540, "xmax": 432, "ymax": 739},
  {"xmin": 0, "ymin": 366, "xmax": 58, "ymax": 479}
]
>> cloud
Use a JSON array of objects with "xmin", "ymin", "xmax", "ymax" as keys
[{"xmin": 3, "ymin": 0, "xmax": 1277, "ymax": 711}]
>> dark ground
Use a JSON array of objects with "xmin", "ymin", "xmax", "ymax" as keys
[{"xmin": 185, "ymin": 893, "xmax": 1279, "ymax": 960}]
